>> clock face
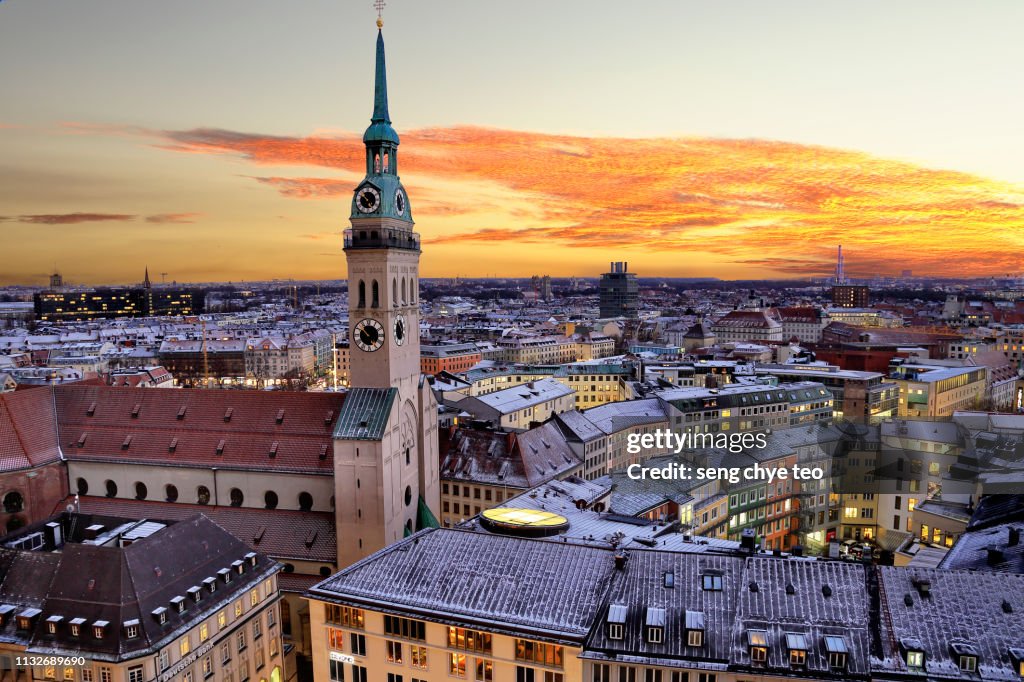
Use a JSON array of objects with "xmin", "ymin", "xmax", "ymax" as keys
[
  {"xmin": 395, "ymin": 190, "xmax": 406, "ymax": 216},
  {"xmin": 354, "ymin": 318, "xmax": 385, "ymax": 352},
  {"xmin": 394, "ymin": 314, "xmax": 407, "ymax": 346},
  {"xmin": 356, "ymin": 186, "xmax": 380, "ymax": 213}
]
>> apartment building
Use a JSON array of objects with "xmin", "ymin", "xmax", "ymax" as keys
[
  {"xmin": 755, "ymin": 364, "xmax": 898, "ymax": 423},
  {"xmin": 889, "ymin": 363, "xmax": 987, "ymax": 418},
  {"xmin": 0, "ymin": 513, "xmax": 283, "ymax": 682},
  {"xmin": 306, "ymin": 527, "xmax": 1024, "ymax": 682},
  {"xmin": 454, "ymin": 378, "xmax": 575, "ymax": 431}
]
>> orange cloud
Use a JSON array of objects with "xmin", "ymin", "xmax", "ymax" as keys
[
  {"xmin": 145, "ymin": 212, "xmax": 203, "ymax": 224},
  {"xmin": 75, "ymin": 124, "xmax": 1024, "ymax": 278},
  {"xmin": 16, "ymin": 213, "xmax": 136, "ymax": 224}
]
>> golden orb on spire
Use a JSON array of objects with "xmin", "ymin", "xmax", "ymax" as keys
[{"xmin": 376, "ymin": 17, "xmax": 383, "ymax": 28}]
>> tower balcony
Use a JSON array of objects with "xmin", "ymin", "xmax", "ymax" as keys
[{"xmin": 343, "ymin": 227, "xmax": 420, "ymax": 252}]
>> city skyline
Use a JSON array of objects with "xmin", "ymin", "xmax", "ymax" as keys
[{"xmin": 3, "ymin": 0, "xmax": 1024, "ymax": 285}]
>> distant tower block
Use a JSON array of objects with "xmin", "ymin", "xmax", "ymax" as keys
[
  {"xmin": 599, "ymin": 261, "xmax": 639, "ymax": 319},
  {"xmin": 49, "ymin": 272, "xmax": 63, "ymax": 290}
]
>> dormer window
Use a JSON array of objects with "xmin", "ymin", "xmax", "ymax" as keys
[
  {"xmin": 124, "ymin": 619, "xmax": 140, "ymax": 639},
  {"xmin": 203, "ymin": 577, "xmax": 217, "ymax": 594},
  {"xmin": 1011, "ymin": 648, "xmax": 1024, "ymax": 678},
  {"xmin": 685, "ymin": 610, "xmax": 705, "ymax": 647},
  {"xmin": 701, "ymin": 572, "xmax": 723, "ymax": 591},
  {"xmin": 188, "ymin": 586, "xmax": 202, "ymax": 603},
  {"xmin": 748, "ymin": 629, "xmax": 768, "ymax": 663},
  {"xmin": 218, "ymin": 568, "xmax": 232, "ymax": 584},
  {"xmin": 0, "ymin": 605, "xmax": 15, "ymax": 627},
  {"xmin": 607, "ymin": 604, "xmax": 627, "ymax": 641},
  {"xmin": 171, "ymin": 596, "xmax": 186, "ymax": 614},
  {"xmin": 901, "ymin": 638, "xmax": 925, "ymax": 670},
  {"xmin": 245, "ymin": 551, "xmax": 258, "ymax": 567},
  {"xmin": 233, "ymin": 559, "xmax": 245, "ymax": 575},
  {"xmin": 824, "ymin": 635, "xmax": 848, "ymax": 670},
  {"xmin": 46, "ymin": 615, "xmax": 63, "ymax": 634},
  {"xmin": 786, "ymin": 633, "xmax": 808, "ymax": 667},
  {"xmin": 152, "ymin": 607, "xmax": 168, "ymax": 625},
  {"xmin": 17, "ymin": 609, "xmax": 41, "ymax": 631},
  {"xmin": 93, "ymin": 620, "xmax": 109, "ymax": 639},
  {"xmin": 645, "ymin": 607, "xmax": 665, "ymax": 644},
  {"xmin": 951, "ymin": 642, "xmax": 978, "ymax": 673}
]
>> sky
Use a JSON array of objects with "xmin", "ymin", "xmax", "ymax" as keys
[{"xmin": 1, "ymin": 0, "xmax": 1023, "ymax": 285}]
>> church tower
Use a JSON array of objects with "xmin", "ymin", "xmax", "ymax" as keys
[
  {"xmin": 344, "ymin": 24, "xmax": 421, "ymax": 395},
  {"xmin": 333, "ymin": 16, "xmax": 440, "ymax": 564}
]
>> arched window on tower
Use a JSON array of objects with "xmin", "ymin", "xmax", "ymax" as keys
[
  {"xmin": 358, "ymin": 280, "xmax": 366, "ymax": 308},
  {"xmin": 372, "ymin": 280, "xmax": 379, "ymax": 308},
  {"xmin": 392, "ymin": 277, "xmax": 398, "ymax": 307},
  {"xmin": 409, "ymin": 277, "xmax": 416, "ymax": 304},
  {"xmin": 401, "ymin": 278, "xmax": 407, "ymax": 305},
  {"xmin": 383, "ymin": 151, "xmax": 389, "ymax": 173},
  {"xmin": 3, "ymin": 491, "xmax": 24, "ymax": 514},
  {"xmin": 373, "ymin": 153, "xmax": 380, "ymax": 173}
]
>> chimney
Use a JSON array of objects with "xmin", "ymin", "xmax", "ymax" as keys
[
  {"xmin": 506, "ymin": 431, "xmax": 516, "ymax": 452},
  {"xmin": 1009, "ymin": 527, "xmax": 1021, "ymax": 547},
  {"xmin": 740, "ymin": 528, "xmax": 756, "ymax": 553},
  {"xmin": 791, "ymin": 545, "xmax": 804, "ymax": 557},
  {"xmin": 614, "ymin": 554, "xmax": 627, "ymax": 571}
]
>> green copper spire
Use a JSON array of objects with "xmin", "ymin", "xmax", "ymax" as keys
[
  {"xmin": 350, "ymin": 17, "xmax": 411, "ymax": 223},
  {"xmin": 372, "ymin": 30, "xmax": 390, "ymax": 124},
  {"xmin": 363, "ymin": 29, "xmax": 400, "ymax": 145}
]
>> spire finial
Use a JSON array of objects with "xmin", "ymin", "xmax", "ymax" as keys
[{"xmin": 374, "ymin": 0, "xmax": 385, "ymax": 28}]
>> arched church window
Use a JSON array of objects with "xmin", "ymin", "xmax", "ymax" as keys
[
  {"xmin": 393, "ymin": 277, "xmax": 398, "ymax": 306},
  {"xmin": 105, "ymin": 480, "xmax": 117, "ymax": 498},
  {"xmin": 374, "ymin": 153, "xmax": 380, "ymax": 173},
  {"xmin": 76, "ymin": 478, "xmax": 88, "ymax": 496},
  {"xmin": 401, "ymin": 278, "xmax": 407, "ymax": 305},
  {"xmin": 358, "ymin": 280, "xmax": 366, "ymax": 308},
  {"xmin": 371, "ymin": 281, "xmax": 379, "ymax": 308},
  {"xmin": 197, "ymin": 486, "xmax": 211, "ymax": 505},
  {"xmin": 298, "ymin": 492, "xmax": 313, "ymax": 511},
  {"xmin": 134, "ymin": 482, "xmax": 147, "ymax": 501},
  {"xmin": 383, "ymin": 152, "xmax": 389, "ymax": 173},
  {"xmin": 3, "ymin": 491, "xmax": 24, "ymax": 513},
  {"xmin": 229, "ymin": 488, "xmax": 244, "ymax": 507},
  {"xmin": 166, "ymin": 484, "xmax": 178, "ymax": 502},
  {"xmin": 265, "ymin": 491, "xmax": 278, "ymax": 509}
]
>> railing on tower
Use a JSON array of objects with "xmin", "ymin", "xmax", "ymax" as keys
[{"xmin": 343, "ymin": 227, "xmax": 421, "ymax": 251}]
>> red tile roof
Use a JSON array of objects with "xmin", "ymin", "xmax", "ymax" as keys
[
  {"xmin": 54, "ymin": 384, "xmax": 345, "ymax": 474},
  {"xmin": 58, "ymin": 495, "xmax": 338, "ymax": 566},
  {"xmin": 0, "ymin": 388, "xmax": 61, "ymax": 472}
]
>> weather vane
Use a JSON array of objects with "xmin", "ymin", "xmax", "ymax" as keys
[{"xmin": 374, "ymin": 0, "xmax": 386, "ymax": 28}]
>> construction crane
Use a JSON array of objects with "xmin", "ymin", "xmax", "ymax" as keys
[{"xmin": 160, "ymin": 272, "xmax": 168, "ymax": 284}]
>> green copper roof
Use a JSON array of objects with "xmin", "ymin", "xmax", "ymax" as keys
[
  {"xmin": 417, "ymin": 495, "xmax": 440, "ymax": 531},
  {"xmin": 333, "ymin": 387, "xmax": 397, "ymax": 440},
  {"xmin": 363, "ymin": 30, "xmax": 399, "ymax": 145}
]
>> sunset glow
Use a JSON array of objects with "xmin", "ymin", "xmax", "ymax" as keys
[{"xmin": 3, "ymin": 123, "xmax": 1023, "ymax": 284}]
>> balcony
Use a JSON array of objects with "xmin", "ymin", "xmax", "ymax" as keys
[{"xmin": 343, "ymin": 227, "xmax": 420, "ymax": 251}]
